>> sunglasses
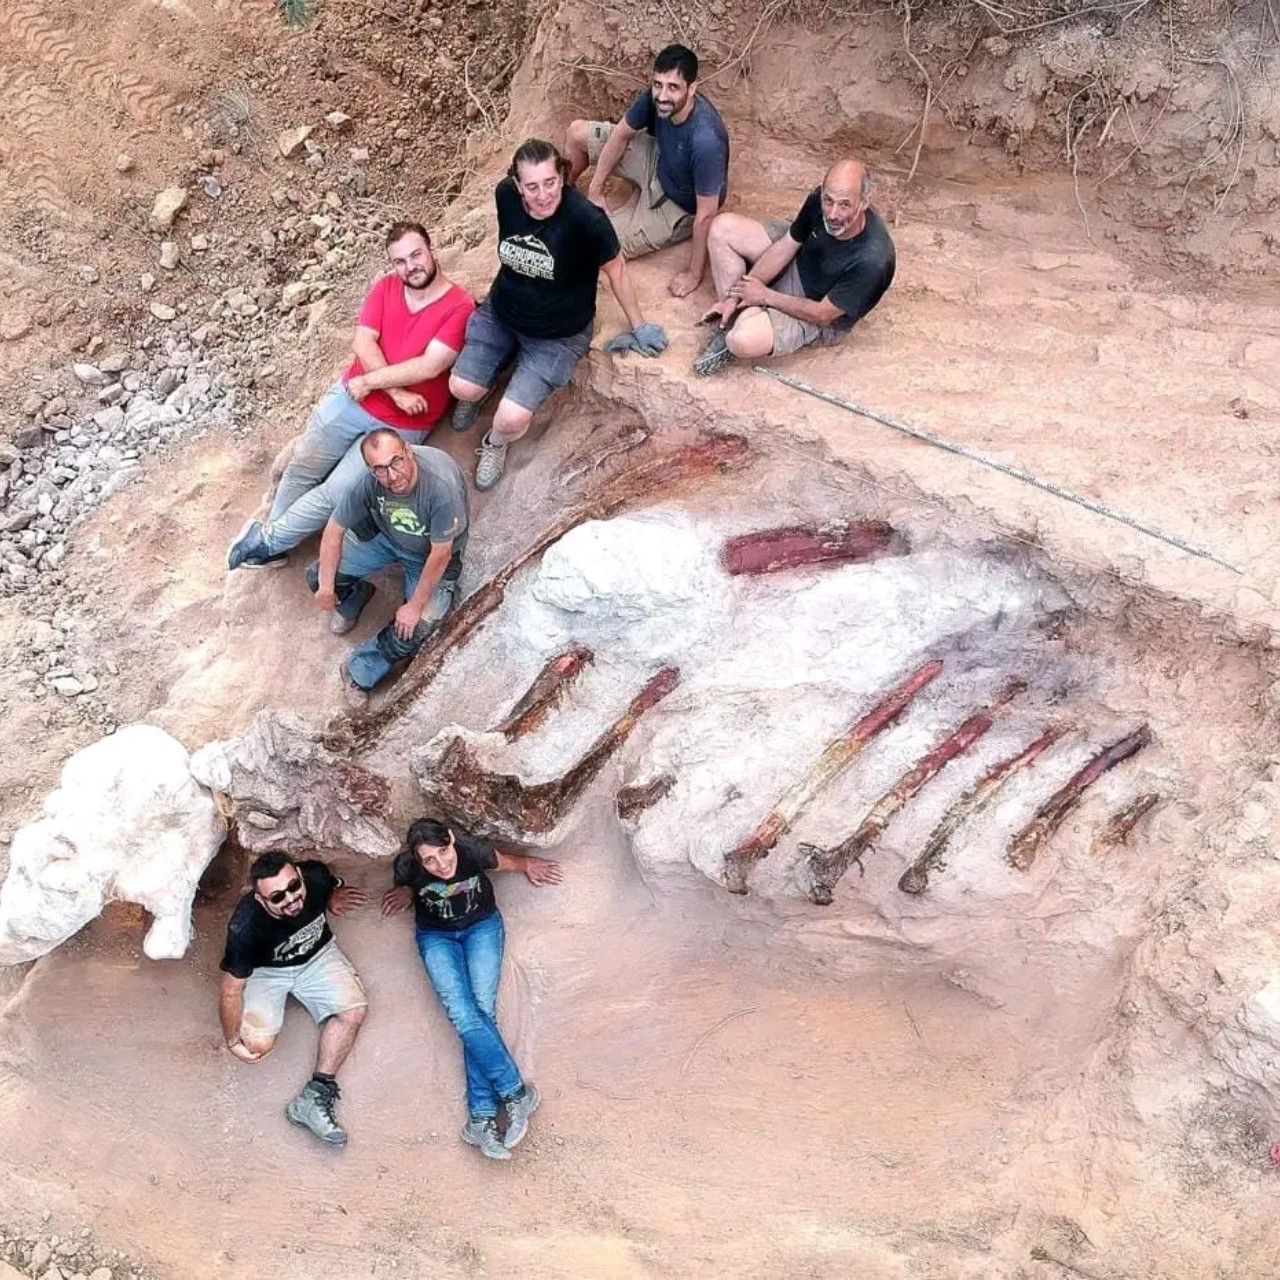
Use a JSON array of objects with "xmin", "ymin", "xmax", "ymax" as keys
[{"xmin": 263, "ymin": 877, "xmax": 303, "ymax": 905}]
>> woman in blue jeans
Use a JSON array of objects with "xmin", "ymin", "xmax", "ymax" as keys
[{"xmin": 382, "ymin": 818, "xmax": 561, "ymax": 1159}]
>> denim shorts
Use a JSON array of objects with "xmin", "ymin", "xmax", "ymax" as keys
[{"xmin": 453, "ymin": 298, "xmax": 593, "ymax": 413}]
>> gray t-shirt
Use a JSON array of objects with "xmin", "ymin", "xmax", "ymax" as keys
[{"xmin": 333, "ymin": 445, "xmax": 469, "ymax": 560}]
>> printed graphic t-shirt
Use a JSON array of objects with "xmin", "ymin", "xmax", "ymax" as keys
[
  {"xmin": 332, "ymin": 445, "xmax": 469, "ymax": 561},
  {"xmin": 393, "ymin": 832, "xmax": 499, "ymax": 932},
  {"xmin": 488, "ymin": 180, "xmax": 621, "ymax": 340},
  {"xmin": 343, "ymin": 276, "xmax": 475, "ymax": 431},
  {"xmin": 788, "ymin": 189, "xmax": 896, "ymax": 332},
  {"xmin": 220, "ymin": 860, "xmax": 340, "ymax": 979},
  {"xmin": 623, "ymin": 91, "xmax": 730, "ymax": 214}
]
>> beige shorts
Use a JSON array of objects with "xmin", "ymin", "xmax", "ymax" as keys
[
  {"xmin": 587, "ymin": 121, "xmax": 693, "ymax": 258},
  {"xmin": 241, "ymin": 941, "xmax": 367, "ymax": 1039},
  {"xmin": 761, "ymin": 218, "xmax": 843, "ymax": 357}
]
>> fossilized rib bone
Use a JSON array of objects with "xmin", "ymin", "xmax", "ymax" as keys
[
  {"xmin": 806, "ymin": 679, "xmax": 1026, "ymax": 905},
  {"xmin": 719, "ymin": 521, "xmax": 906, "ymax": 576},
  {"xmin": 723, "ymin": 659, "xmax": 944, "ymax": 894},
  {"xmin": 616, "ymin": 773, "xmax": 677, "ymax": 822},
  {"xmin": 898, "ymin": 725, "xmax": 1067, "ymax": 895},
  {"xmin": 414, "ymin": 667, "xmax": 680, "ymax": 842},
  {"xmin": 1092, "ymin": 792, "xmax": 1161, "ymax": 853},
  {"xmin": 1006, "ymin": 725, "xmax": 1153, "ymax": 871},
  {"xmin": 495, "ymin": 646, "xmax": 594, "ymax": 741},
  {"xmin": 335, "ymin": 433, "xmax": 750, "ymax": 749}
]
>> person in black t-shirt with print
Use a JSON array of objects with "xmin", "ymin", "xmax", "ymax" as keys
[
  {"xmin": 381, "ymin": 817, "xmax": 561, "ymax": 1161},
  {"xmin": 219, "ymin": 853, "xmax": 369, "ymax": 1147},
  {"xmin": 694, "ymin": 157, "xmax": 896, "ymax": 377},
  {"xmin": 448, "ymin": 137, "xmax": 669, "ymax": 494}
]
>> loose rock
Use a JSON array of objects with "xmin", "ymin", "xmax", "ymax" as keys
[{"xmin": 149, "ymin": 187, "xmax": 189, "ymax": 232}]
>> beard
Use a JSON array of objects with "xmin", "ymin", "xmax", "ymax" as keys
[
  {"xmin": 404, "ymin": 261, "xmax": 437, "ymax": 289},
  {"xmin": 822, "ymin": 215, "xmax": 847, "ymax": 237}
]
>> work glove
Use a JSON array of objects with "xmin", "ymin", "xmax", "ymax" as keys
[{"xmin": 604, "ymin": 322, "xmax": 669, "ymax": 358}]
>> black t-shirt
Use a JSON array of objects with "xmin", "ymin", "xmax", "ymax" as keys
[
  {"xmin": 393, "ymin": 833, "xmax": 499, "ymax": 933},
  {"xmin": 788, "ymin": 189, "xmax": 896, "ymax": 332},
  {"xmin": 488, "ymin": 179, "xmax": 621, "ymax": 340},
  {"xmin": 220, "ymin": 860, "xmax": 340, "ymax": 979}
]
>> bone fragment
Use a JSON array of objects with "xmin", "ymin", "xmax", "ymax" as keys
[
  {"xmin": 1092, "ymin": 791, "xmax": 1161, "ymax": 853},
  {"xmin": 806, "ymin": 679, "xmax": 1026, "ymax": 904},
  {"xmin": 1006, "ymin": 725, "xmax": 1153, "ymax": 871},
  {"xmin": 719, "ymin": 521, "xmax": 906, "ymax": 576},
  {"xmin": 616, "ymin": 773, "xmax": 677, "ymax": 822},
  {"xmin": 495, "ymin": 646, "xmax": 594, "ymax": 741}
]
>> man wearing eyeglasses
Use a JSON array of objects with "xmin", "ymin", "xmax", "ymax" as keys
[
  {"xmin": 308, "ymin": 427, "xmax": 468, "ymax": 708},
  {"xmin": 226, "ymin": 220, "xmax": 474, "ymax": 570},
  {"xmin": 219, "ymin": 854, "xmax": 369, "ymax": 1147}
]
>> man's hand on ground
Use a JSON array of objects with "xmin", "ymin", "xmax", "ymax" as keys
[
  {"xmin": 316, "ymin": 587, "xmax": 339, "ymax": 612},
  {"xmin": 227, "ymin": 1040, "xmax": 263, "ymax": 1063},
  {"xmin": 393, "ymin": 601, "xmax": 423, "ymax": 641},
  {"xmin": 668, "ymin": 270, "xmax": 700, "ymax": 298},
  {"xmin": 381, "ymin": 885, "xmax": 413, "ymax": 917},
  {"xmin": 328, "ymin": 885, "xmax": 369, "ymax": 917},
  {"xmin": 523, "ymin": 856, "xmax": 562, "ymax": 886},
  {"xmin": 388, "ymin": 387, "xmax": 428, "ymax": 415},
  {"xmin": 701, "ymin": 298, "xmax": 737, "ymax": 328},
  {"xmin": 727, "ymin": 276, "xmax": 771, "ymax": 308}
]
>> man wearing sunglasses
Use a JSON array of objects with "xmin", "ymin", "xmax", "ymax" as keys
[
  {"xmin": 308, "ymin": 427, "xmax": 468, "ymax": 708},
  {"xmin": 219, "ymin": 854, "xmax": 369, "ymax": 1147}
]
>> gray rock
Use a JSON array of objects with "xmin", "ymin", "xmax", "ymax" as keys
[
  {"xmin": 92, "ymin": 407, "xmax": 125, "ymax": 432},
  {"xmin": 73, "ymin": 363, "xmax": 108, "ymax": 386},
  {"xmin": 159, "ymin": 242, "xmax": 180, "ymax": 271},
  {"xmin": 153, "ymin": 368, "xmax": 181, "ymax": 399},
  {"xmin": 22, "ymin": 392, "xmax": 45, "ymax": 416},
  {"xmin": 148, "ymin": 303, "xmax": 177, "ymax": 322}
]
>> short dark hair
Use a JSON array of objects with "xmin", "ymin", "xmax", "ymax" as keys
[
  {"xmin": 406, "ymin": 818, "xmax": 452, "ymax": 851},
  {"xmin": 359, "ymin": 426, "xmax": 404, "ymax": 461},
  {"xmin": 653, "ymin": 43, "xmax": 698, "ymax": 83},
  {"xmin": 508, "ymin": 138, "xmax": 571, "ymax": 185},
  {"xmin": 249, "ymin": 852, "xmax": 294, "ymax": 884},
  {"xmin": 385, "ymin": 220, "xmax": 431, "ymax": 250}
]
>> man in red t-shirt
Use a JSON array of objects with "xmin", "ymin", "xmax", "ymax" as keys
[{"xmin": 228, "ymin": 221, "xmax": 475, "ymax": 570}]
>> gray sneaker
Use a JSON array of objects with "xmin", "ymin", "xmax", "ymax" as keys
[
  {"xmin": 462, "ymin": 1116, "xmax": 512, "ymax": 1160},
  {"xmin": 475, "ymin": 431, "xmax": 509, "ymax": 492},
  {"xmin": 693, "ymin": 327, "xmax": 734, "ymax": 378},
  {"xmin": 501, "ymin": 1084, "xmax": 540, "ymax": 1149},
  {"xmin": 227, "ymin": 518, "xmax": 288, "ymax": 570},
  {"xmin": 452, "ymin": 398, "xmax": 483, "ymax": 433},
  {"xmin": 286, "ymin": 1079, "xmax": 347, "ymax": 1147}
]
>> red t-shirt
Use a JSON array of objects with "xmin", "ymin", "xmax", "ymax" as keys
[{"xmin": 343, "ymin": 275, "xmax": 475, "ymax": 432}]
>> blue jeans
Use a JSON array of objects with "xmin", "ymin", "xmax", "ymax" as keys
[
  {"xmin": 305, "ymin": 530, "xmax": 462, "ymax": 689},
  {"xmin": 263, "ymin": 383, "xmax": 418, "ymax": 554},
  {"xmin": 416, "ymin": 913, "xmax": 522, "ymax": 1120}
]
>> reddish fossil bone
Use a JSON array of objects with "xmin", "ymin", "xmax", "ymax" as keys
[
  {"xmin": 1092, "ymin": 791, "xmax": 1161, "ymax": 854},
  {"xmin": 334, "ymin": 433, "xmax": 750, "ymax": 750},
  {"xmin": 427, "ymin": 667, "xmax": 680, "ymax": 838},
  {"xmin": 806, "ymin": 679, "xmax": 1027, "ymax": 905},
  {"xmin": 1006, "ymin": 724, "xmax": 1154, "ymax": 871},
  {"xmin": 723, "ymin": 659, "xmax": 944, "ymax": 894},
  {"xmin": 495, "ymin": 646, "xmax": 594, "ymax": 741},
  {"xmin": 898, "ymin": 725, "xmax": 1067, "ymax": 895},
  {"xmin": 616, "ymin": 773, "xmax": 677, "ymax": 822},
  {"xmin": 720, "ymin": 521, "xmax": 906, "ymax": 576}
]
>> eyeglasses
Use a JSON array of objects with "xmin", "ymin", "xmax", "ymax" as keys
[
  {"xmin": 370, "ymin": 455, "xmax": 410, "ymax": 481},
  {"xmin": 263, "ymin": 877, "xmax": 303, "ymax": 905}
]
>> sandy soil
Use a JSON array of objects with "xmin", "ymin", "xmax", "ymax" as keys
[{"xmin": 2, "ymin": 0, "xmax": 1280, "ymax": 1277}]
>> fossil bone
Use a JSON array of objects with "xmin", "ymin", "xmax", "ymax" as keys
[
  {"xmin": 495, "ymin": 646, "xmax": 594, "ymax": 741},
  {"xmin": 719, "ymin": 521, "xmax": 906, "ymax": 576}
]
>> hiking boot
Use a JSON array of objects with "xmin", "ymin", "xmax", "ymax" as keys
[
  {"xmin": 462, "ymin": 1116, "xmax": 511, "ymax": 1160},
  {"xmin": 338, "ymin": 658, "xmax": 370, "ymax": 712},
  {"xmin": 501, "ymin": 1084, "xmax": 540, "ymax": 1150},
  {"xmin": 452, "ymin": 398, "xmax": 484, "ymax": 433},
  {"xmin": 330, "ymin": 582, "xmax": 374, "ymax": 635},
  {"xmin": 693, "ymin": 327, "xmax": 734, "ymax": 378},
  {"xmin": 475, "ymin": 431, "xmax": 509, "ymax": 492},
  {"xmin": 286, "ymin": 1078, "xmax": 347, "ymax": 1147},
  {"xmin": 227, "ymin": 519, "xmax": 288, "ymax": 571}
]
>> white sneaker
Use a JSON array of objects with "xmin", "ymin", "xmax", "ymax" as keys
[{"xmin": 475, "ymin": 432, "xmax": 509, "ymax": 492}]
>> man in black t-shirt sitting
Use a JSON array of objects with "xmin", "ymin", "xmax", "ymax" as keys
[
  {"xmin": 695, "ymin": 158, "xmax": 896, "ymax": 377},
  {"xmin": 219, "ymin": 853, "xmax": 369, "ymax": 1147}
]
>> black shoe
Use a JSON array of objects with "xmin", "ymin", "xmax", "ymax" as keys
[
  {"xmin": 693, "ymin": 328, "xmax": 734, "ymax": 378},
  {"xmin": 452, "ymin": 399, "xmax": 484, "ymax": 433},
  {"xmin": 227, "ymin": 519, "xmax": 288, "ymax": 570}
]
